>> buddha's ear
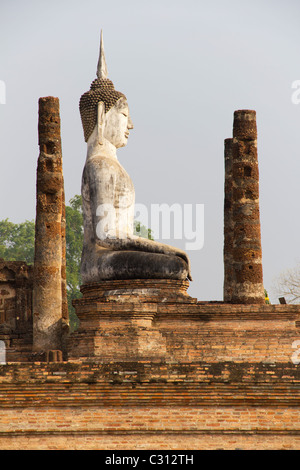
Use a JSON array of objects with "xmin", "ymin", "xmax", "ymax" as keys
[{"xmin": 97, "ymin": 101, "xmax": 105, "ymax": 145}]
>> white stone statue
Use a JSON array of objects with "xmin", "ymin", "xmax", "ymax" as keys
[{"xmin": 79, "ymin": 31, "xmax": 192, "ymax": 284}]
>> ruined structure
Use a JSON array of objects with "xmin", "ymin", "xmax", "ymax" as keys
[
  {"xmin": 0, "ymin": 34, "xmax": 300, "ymax": 450},
  {"xmin": 32, "ymin": 96, "xmax": 68, "ymax": 358},
  {"xmin": 0, "ymin": 259, "xmax": 33, "ymax": 361},
  {"xmin": 224, "ymin": 110, "xmax": 265, "ymax": 304}
]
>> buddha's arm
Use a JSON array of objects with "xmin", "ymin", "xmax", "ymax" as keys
[{"xmin": 83, "ymin": 158, "xmax": 119, "ymax": 240}]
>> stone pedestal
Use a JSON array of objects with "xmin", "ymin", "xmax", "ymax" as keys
[{"xmin": 68, "ymin": 279, "xmax": 195, "ymax": 361}]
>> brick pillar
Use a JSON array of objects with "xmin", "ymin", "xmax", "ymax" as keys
[
  {"xmin": 33, "ymin": 97, "xmax": 68, "ymax": 355},
  {"xmin": 223, "ymin": 138, "xmax": 234, "ymax": 302},
  {"xmin": 223, "ymin": 110, "xmax": 265, "ymax": 304}
]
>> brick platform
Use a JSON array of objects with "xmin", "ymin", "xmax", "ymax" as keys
[
  {"xmin": 68, "ymin": 280, "xmax": 300, "ymax": 364},
  {"xmin": 0, "ymin": 279, "xmax": 299, "ymax": 449}
]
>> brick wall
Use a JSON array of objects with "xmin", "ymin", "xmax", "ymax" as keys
[
  {"xmin": 0, "ymin": 361, "xmax": 300, "ymax": 449},
  {"xmin": 156, "ymin": 304, "xmax": 300, "ymax": 363}
]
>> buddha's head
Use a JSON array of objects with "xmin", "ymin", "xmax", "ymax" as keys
[
  {"xmin": 102, "ymin": 95, "xmax": 133, "ymax": 148},
  {"xmin": 79, "ymin": 31, "xmax": 133, "ymax": 150}
]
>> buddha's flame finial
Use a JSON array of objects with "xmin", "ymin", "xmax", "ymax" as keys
[{"xmin": 97, "ymin": 30, "xmax": 108, "ymax": 80}]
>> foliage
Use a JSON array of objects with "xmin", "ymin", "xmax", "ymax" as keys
[
  {"xmin": 0, "ymin": 198, "xmax": 83, "ymax": 331},
  {"xmin": 134, "ymin": 220, "xmax": 154, "ymax": 241},
  {"xmin": 64, "ymin": 195, "xmax": 83, "ymax": 331},
  {"xmin": 0, "ymin": 218, "xmax": 35, "ymax": 264},
  {"xmin": 264, "ymin": 289, "xmax": 270, "ymax": 304}
]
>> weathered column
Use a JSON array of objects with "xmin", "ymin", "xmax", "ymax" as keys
[
  {"xmin": 33, "ymin": 96, "xmax": 68, "ymax": 355},
  {"xmin": 223, "ymin": 138, "xmax": 234, "ymax": 302},
  {"xmin": 223, "ymin": 110, "xmax": 265, "ymax": 304}
]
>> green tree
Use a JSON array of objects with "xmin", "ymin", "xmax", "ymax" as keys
[
  {"xmin": 0, "ymin": 197, "xmax": 83, "ymax": 331},
  {"xmin": 0, "ymin": 219, "xmax": 35, "ymax": 264},
  {"xmin": 65, "ymin": 195, "xmax": 83, "ymax": 331}
]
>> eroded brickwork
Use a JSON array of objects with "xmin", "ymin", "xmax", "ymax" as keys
[
  {"xmin": 224, "ymin": 110, "xmax": 265, "ymax": 304},
  {"xmin": 68, "ymin": 280, "xmax": 300, "ymax": 364},
  {"xmin": 33, "ymin": 97, "xmax": 68, "ymax": 357},
  {"xmin": 0, "ymin": 259, "xmax": 33, "ymax": 361},
  {"xmin": 0, "ymin": 361, "xmax": 300, "ymax": 449}
]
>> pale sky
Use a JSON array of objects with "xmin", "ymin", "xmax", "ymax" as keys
[{"xmin": 1, "ymin": 0, "xmax": 300, "ymax": 302}]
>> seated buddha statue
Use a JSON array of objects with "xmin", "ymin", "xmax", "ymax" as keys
[{"xmin": 79, "ymin": 32, "xmax": 192, "ymax": 284}]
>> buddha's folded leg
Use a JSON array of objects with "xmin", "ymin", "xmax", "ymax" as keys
[{"xmin": 81, "ymin": 250, "xmax": 189, "ymax": 283}]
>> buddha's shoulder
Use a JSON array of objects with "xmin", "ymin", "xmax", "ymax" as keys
[
  {"xmin": 85, "ymin": 155, "xmax": 121, "ymax": 170},
  {"xmin": 83, "ymin": 156, "xmax": 129, "ymax": 182}
]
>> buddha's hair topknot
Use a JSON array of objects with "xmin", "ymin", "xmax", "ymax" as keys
[{"xmin": 79, "ymin": 78, "xmax": 126, "ymax": 142}]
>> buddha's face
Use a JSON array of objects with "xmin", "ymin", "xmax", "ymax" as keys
[{"xmin": 103, "ymin": 98, "xmax": 134, "ymax": 148}]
